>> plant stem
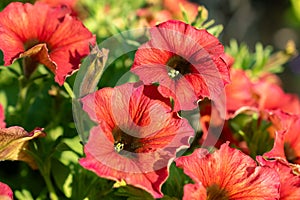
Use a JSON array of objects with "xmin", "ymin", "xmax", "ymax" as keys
[
  {"xmin": 43, "ymin": 172, "xmax": 59, "ymax": 200},
  {"xmin": 63, "ymin": 82, "xmax": 75, "ymax": 99},
  {"xmin": 41, "ymin": 159, "xmax": 59, "ymax": 200}
]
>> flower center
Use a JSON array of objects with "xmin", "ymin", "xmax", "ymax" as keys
[
  {"xmin": 24, "ymin": 39, "xmax": 40, "ymax": 50},
  {"xmin": 112, "ymin": 126, "xmax": 141, "ymax": 155},
  {"xmin": 166, "ymin": 55, "xmax": 191, "ymax": 79},
  {"xmin": 206, "ymin": 184, "xmax": 229, "ymax": 200}
]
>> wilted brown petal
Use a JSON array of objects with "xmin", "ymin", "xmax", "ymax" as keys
[{"xmin": 0, "ymin": 126, "xmax": 44, "ymax": 168}]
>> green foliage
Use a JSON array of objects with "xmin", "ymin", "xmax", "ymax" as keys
[
  {"xmin": 226, "ymin": 39, "xmax": 297, "ymax": 78},
  {"xmin": 229, "ymin": 112, "xmax": 274, "ymax": 158},
  {"xmin": 161, "ymin": 162, "xmax": 192, "ymax": 200},
  {"xmin": 191, "ymin": 6, "xmax": 223, "ymax": 37},
  {"xmin": 0, "ymin": 50, "xmax": 4, "ymax": 66}
]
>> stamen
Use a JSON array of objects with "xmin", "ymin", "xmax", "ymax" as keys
[
  {"xmin": 114, "ymin": 142, "xmax": 124, "ymax": 153},
  {"xmin": 168, "ymin": 68, "xmax": 180, "ymax": 78}
]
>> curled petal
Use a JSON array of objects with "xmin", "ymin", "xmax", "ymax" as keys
[{"xmin": 0, "ymin": 127, "xmax": 45, "ymax": 168}]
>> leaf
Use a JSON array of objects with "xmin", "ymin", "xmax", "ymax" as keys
[
  {"xmin": 161, "ymin": 162, "xmax": 192, "ymax": 199},
  {"xmin": 207, "ymin": 24, "xmax": 223, "ymax": 38},
  {"xmin": 191, "ymin": 6, "xmax": 209, "ymax": 27},
  {"xmin": 70, "ymin": 165, "xmax": 114, "ymax": 200},
  {"xmin": 229, "ymin": 113, "xmax": 273, "ymax": 159},
  {"xmin": 114, "ymin": 185, "xmax": 154, "ymax": 200},
  {"xmin": 72, "ymin": 98, "xmax": 97, "ymax": 144},
  {"xmin": 179, "ymin": 4, "xmax": 190, "ymax": 24},
  {"xmin": 51, "ymin": 158, "xmax": 71, "ymax": 195},
  {"xmin": 15, "ymin": 189, "xmax": 34, "ymax": 200},
  {"xmin": 225, "ymin": 39, "xmax": 297, "ymax": 77},
  {"xmin": 0, "ymin": 49, "xmax": 4, "ymax": 66}
]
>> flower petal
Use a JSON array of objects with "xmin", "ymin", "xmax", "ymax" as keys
[
  {"xmin": 176, "ymin": 142, "xmax": 280, "ymax": 199},
  {"xmin": 257, "ymin": 156, "xmax": 300, "ymax": 199},
  {"xmin": 0, "ymin": 104, "xmax": 6, "ymax": 128},
  {"xmin": 0, "ymin": 182, "xmax": 13, "ymax": 200},
  {"xmin": 183, "ymin": 183, "xmax": 207, "ymax": 200},
  {"xmin": 0, "ymin": 126, "xmax": 44, "ymax": 168},
  {"xmin": 79, "ymin": 126, "xmax": 169, "ymax": 198}
]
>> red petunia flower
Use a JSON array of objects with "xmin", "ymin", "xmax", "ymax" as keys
[
  {"xmin": 131, "ymin": 20, "xmax": 230, "ymax": 111},
  {"xmin": 79, "ymin": 83, "xmax": 194, "ymax": 198},
  {"xmin": 225, "ymin": 69, "xmax": 300, "ymax": 117},
  {"xmin": 265, "ymin": 110, "xmax": 300, "ymax": 164},
  {"xmin": 0, "ymin": 2, "xmax": 95, "ymax": 85},
  {"xmin": 225, "ymin": 69, "xmax": 257, "ymax": 115},
  {"xmin": 175, "ymin": 142, "xmax": 280, "ymax": 200},
  {"xmin": 257, "ymin": 156, "xmax": 300, "ymax": 199},
  {"xmin": 0, "ymin": 182, "xmax": 13, "ymax": 200}
]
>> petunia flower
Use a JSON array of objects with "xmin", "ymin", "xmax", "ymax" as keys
[
  {"xmin": 225, "ymin": 68, "xmax": 300, "ymax": 117},
  {"xmin": 136, "ymin": 8, "xmax": 173, "ymax": 27},
  {"xmin": 79, "ymin": 83, "xmax": 194, "ymax": 198},
  {"xmin": 257, "ymin": 156, "xmax": 300, "ymax": 199},
  {"xmin": 0, "ymin": 126, "xmax": 45, "ymax": 169},
  {"xmin": 163, "ymin": 0, "xmax": 199, "ymax": 22},
  {"xmin": 225, "ymin": 68, "xmax": 257, "ymax": 115},
  {"xmin": 175, "ymin": 142, "xmax": 280, "ymax": 200},
  {"xmin": 0, "ymin": 2, "xmax": 95, "ymax": 85},
  {"xmin": 0, "ymin": 182, "xmax": 13, "ymax": 200},
  {"xmin": 265, "ymin": 110, "xmax": 300, "ymax": 164},
  {"xmin": 131, "ymin": 20, "xmax": 230, "ymax": 111}
]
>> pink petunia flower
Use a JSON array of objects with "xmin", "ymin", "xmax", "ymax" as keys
[
  {"xmin": 257, "ymin": 156, "xmax": 300, "ymax": 199},
  {"xmin": 79, "ymin": 83, "xmax": 194, "ymax": 198},
  {"xmin": 131, "ymin": 20, "xmax": 230, "ymax": 111},
  {"xmin": 0, "ymin": 2, "xmax": 95, "ymax": 85},
  {"xmin": 176, "ymin": 142, "xmax": 280, "ymax": 200},
  {"xmin": 0, "ymin": 182, "xmax": 13, "ymax": 200}
]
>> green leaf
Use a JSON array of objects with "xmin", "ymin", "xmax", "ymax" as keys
[
  {"xmin": 0, "ymin": 49, "xmax": 4, "ymax": 66},
  {"xmin": 229, "ymin": 113, "xmax": 273, "ymax": 158},
  {"xmin": 51, "ymin": 158, "xmax": 71, "ymax": 195},
  {"xmin": 180, "ymin": 4, "xmax": 190, "ymax": 24},
  {"xmin": 15, "ymin": 189, "xmax": 34, "ymax": 200},
  {"xmin": 225, "ymin": 39, "xmax": 296, "ymax": 77},
  {"xmin": 70, "ymin": 165, "xmax": 114, "ymax": 200},
  {"xmin": 114, "ymin": 185, "xmax": 154, "ymax": 200},
  {"xmin": 207, "ymin": 24, "xmax": 224, "ymax": 38},
  {"xmin": 161, "ymin": 162, "xmax": 192, "ymax": 199},
  {"xmin": 191, "ymin": 6, "xmax": 209, "ymax": 27}
]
